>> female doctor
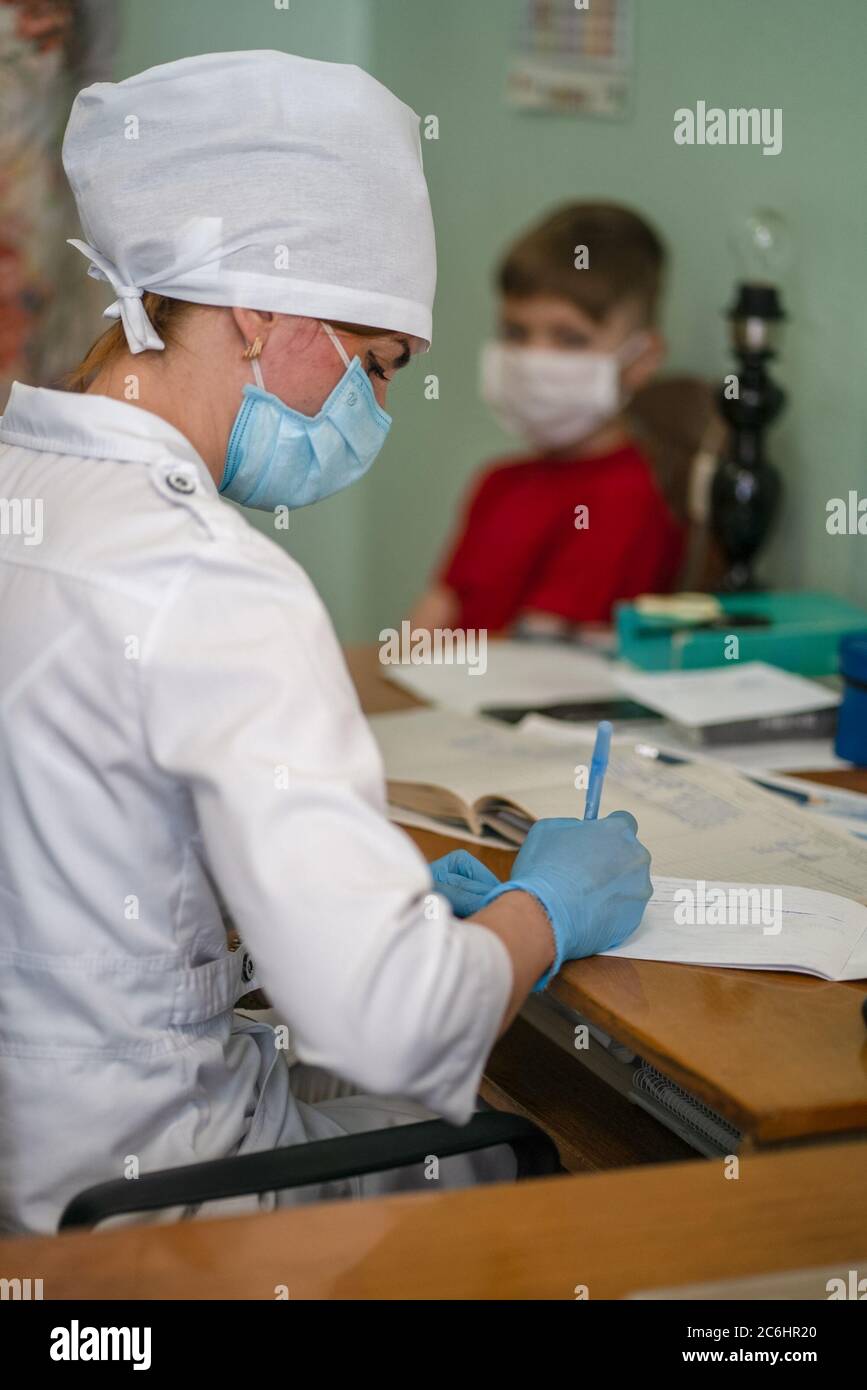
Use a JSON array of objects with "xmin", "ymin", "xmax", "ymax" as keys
[{"xmin": 0, "ymin": 50, "xmax": 652, "ymax": 1234}]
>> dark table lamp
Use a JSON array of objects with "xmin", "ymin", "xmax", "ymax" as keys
[{"xmin": 711, "ymin": 211, "xmax": 789, "ymax": 591}]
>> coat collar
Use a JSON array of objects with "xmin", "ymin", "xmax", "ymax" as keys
[{"xmin": 0, "ymin": 383, "xmax": 218, "ymax": 495}]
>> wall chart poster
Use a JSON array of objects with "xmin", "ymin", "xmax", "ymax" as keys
[{"xmin": 508, "ymin": 0, "xmax": 635, "ymax": 118}]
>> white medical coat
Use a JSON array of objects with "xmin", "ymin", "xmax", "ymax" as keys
[{"xmin": 0, "ymin": 384, "xmax": 511, "ymax": 1234}]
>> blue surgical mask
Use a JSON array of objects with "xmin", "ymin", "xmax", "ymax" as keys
[{"xmin": 219, "ymin": 321, "xmax": 392, "ymax": 510}]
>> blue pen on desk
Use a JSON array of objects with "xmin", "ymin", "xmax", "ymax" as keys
[{"xmin": 583, "ymin": 720, "xmax": 612, "ymax": 820}]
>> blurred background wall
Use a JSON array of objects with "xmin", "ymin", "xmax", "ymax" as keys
[
  {"xmin": 364, "ymin": 0, "xmax": 867, "ymax": 631},
  {"xmin": 9, "ymin": 0, "xmax": 867, "ymax": 636}
]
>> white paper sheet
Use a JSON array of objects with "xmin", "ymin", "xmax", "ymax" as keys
[
  {"xmin": 519, "ymin": 714, "xmax": 849, "ymax": 774},
  {"xmin": 520, "ymin": 716, "xmax": 864, "ymax": 839},
  {"xmin": 605, "ymin": 876, "xmax": 867, "ymax": 981},
  {"xmin": 381, "ymin": 639, "xmax": 620, "ymax": 714},
  {"xmin": 614, "ymin": 662, "xmax": 839, "ymax": 728}
]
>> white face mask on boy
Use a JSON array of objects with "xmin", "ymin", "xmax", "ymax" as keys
[{"xmin": 479, "ymin": 335, "xmax": 648, "ymax": 450}]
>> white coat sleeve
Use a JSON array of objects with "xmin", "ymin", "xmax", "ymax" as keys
[{"xmin": 139, "ymin": 535, "xmax": 512, "ymax": 1123}]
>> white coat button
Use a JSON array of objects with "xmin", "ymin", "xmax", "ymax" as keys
[
  {"xmin": 241, "ymin": 952, "xmax": 254, "ymax": 983},
  {"xmin": 166, "ymin": 471, "xmax": 196, "ymax": 494}
]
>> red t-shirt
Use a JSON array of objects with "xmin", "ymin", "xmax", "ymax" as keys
[{"xmin": 439, "ymin": 442, "xmax": 684, "ymax": 632}]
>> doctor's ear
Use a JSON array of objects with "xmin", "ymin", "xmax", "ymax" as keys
[
  {"xmin": 622, "ymin": 330, "xmax": 666, "ymax": 393},
  {"xmin": 230, "ymin": 308, "xmax": 322, "ymax": 356},
  {"xmin": 230, "ymin": 307, "xmax": 282, "ymax": 355}
]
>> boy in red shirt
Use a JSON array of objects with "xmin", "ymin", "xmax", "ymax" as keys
[{"xmin": 410, "ymin": 203, "xmax": 684, "ymax": 636}]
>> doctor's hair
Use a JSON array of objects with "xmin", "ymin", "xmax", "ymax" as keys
[
  {"xmin": 63, "ymin": 294, "xmax": 194, "ymax": 392},
  {"xmin": 498, "ymin": 203, "xmax": 666, "ymax": 326}
]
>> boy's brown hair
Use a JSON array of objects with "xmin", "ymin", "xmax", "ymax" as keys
[{"xmin": 498, "ymin": 202, "xmax": 666, "ymax": 326}]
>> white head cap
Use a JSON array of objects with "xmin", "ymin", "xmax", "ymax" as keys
[{"xmin": 62, "ymin": 50, "xmax": 437, "ymax": 354}]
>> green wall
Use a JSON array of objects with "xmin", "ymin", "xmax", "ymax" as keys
[{"xmin": 116, "ymin": 0, "xmax": 867, "ymax": 638}]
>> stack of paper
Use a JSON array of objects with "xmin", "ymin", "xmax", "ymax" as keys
[
  {"xmin": 382, "ymin": 638, "xmax": 621, "ymax": 714},
  {"xmin": 614, "ymin": 662, "xmax": 839, "ymax": 745}
]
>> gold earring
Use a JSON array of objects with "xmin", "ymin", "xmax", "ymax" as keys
[{"xmin": 242, "ymin": 336, "xmax": 263, "ymax": 361}]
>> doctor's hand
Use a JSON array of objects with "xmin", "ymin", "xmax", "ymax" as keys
[
  {"xmin": 429, "ymin": 849, "xmax": 501, "ymax": 918},
  {"xmin": 479, "ymin": 813, "xmax": 652, "ymax": 991}
]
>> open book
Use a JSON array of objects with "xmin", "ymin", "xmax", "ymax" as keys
[
  {"xmin": 370, "ymin": 708, "xmax": 867, "ymax": 899},
  {"xmin": 373, "ymin": 707, "xmax": 583, "ymax": 843}
]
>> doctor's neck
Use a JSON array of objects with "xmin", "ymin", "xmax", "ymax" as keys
[{"xmin": 81, "ymin": 306, "xmax": 238, "ymax": 484}]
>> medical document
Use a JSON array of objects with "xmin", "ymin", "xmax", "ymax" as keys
[
  {"xmin": 606, "ymin": 876, "xmax": 867, "ymax": 981},
  {"xmin": 371, "ymin": 708, "xmax": 867, "ymax": 904}
]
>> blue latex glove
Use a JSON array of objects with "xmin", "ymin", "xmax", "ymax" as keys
[
  {"xmin": 480, "ymin": 813, "xmax": 652, "ymax": 990},
  {"xmin": 429, "ymin": 849, "xmax": 501, "ymax": 918}
]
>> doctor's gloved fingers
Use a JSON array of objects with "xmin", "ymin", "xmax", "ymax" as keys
[
  {"xmin": 602, "ymin": 809, "xmax": 639, "ymax": 836},
  {"xmin": 509, "ymin": 812, "xmax": 649, "ymax": 885},
  {"xmin": 429, "ymin": 851, "xmax": 502, "ymax": 920},
  {"xmin": 594, "ymin": 874, "xmax": 654, "ymax": 952},
  {"xmin": 427, "ymin": 845, "xmax": 497, "ymax": 900},
  {"xmin": 429, "ymin": 850, "xmax": 500, "ymax": 894}
]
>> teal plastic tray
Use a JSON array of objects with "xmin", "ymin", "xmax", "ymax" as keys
[{"xmin": 615, "ymin": 591, "xmax": 867, "ymax": 675}]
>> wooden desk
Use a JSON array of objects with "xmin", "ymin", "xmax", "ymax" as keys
[
  {"xmin": 3, "ymin": 1140, "xmax": 865, "ymax": 1299},
  {"xmin": 347, "ymin": 645, "xmax": 867, "ymax": 1153}
]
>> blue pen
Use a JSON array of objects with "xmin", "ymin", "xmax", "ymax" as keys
[{"xmin": 583, "ymin": 720, "xmax": 612, "ymax": 821}]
